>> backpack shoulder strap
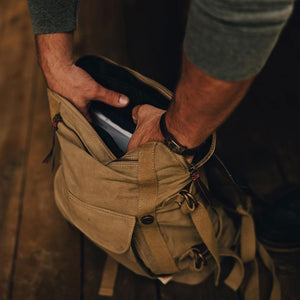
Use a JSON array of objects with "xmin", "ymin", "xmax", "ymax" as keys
[
  {"xmin": 190, "ymin": 199, "xmax": 221, "ymax": 285},
  {"xmin": 137, "ymin": 142, "xmax": 179, "ymax": 275},
  {"xmin": 98, "ymin": 255, "xmax": 119, "ymax": 297}
]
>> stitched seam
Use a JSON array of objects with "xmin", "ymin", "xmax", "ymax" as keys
[{"xmin": 67, "ymin": 190, "xmax": 135, "ymax": 221}]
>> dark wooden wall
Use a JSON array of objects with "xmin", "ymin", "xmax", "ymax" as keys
[{"xmin": 0, "ymin": 0, "xmax": 299, "ymax": 299}]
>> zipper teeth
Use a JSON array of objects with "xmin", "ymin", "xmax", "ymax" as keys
[
  {"xmin": 127, "ymin": 70, "xmax": 173, "ymax": 100},
  {"xmin": 98, "ymin": 55, "xmax": 173, "ymax": 100}
]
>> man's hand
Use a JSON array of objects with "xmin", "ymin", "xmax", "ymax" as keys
[
  {"xmin": 127, "ymin": 105, "xmax": 165, "ymax": 152},
  {"xmin": 127, "ymin": 104, "xmax": 194, "ymax": 163},
  {"xmin": 126, "ymin": 53, "xmax": 254, "ymax": 161},
  {"xmin": 36, "ymin": 33, "xmax": 129, "ymax": 120}
]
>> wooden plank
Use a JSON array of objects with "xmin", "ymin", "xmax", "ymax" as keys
[
  {"xmin": 74, "ymin": 0, "xmax": 129, "ymax": 65},
  {"xmin": 0, "ymin": 1, "xmax": 38, "ymax": 299},
  {"xmin": 10, "ymin": 69, "xmax": 82, "ymax": 300},
  {"xmin": 76, "ymin": 1, "xmax": 158, "ymax": 299},
  {"xmin": 1, "ymin": 3, "xmax": 82, "ymax": 298},
  {"xmin": 250, "ymin": 14, "xmax": 300, "ymax": 187},
  {"xmin": 83, "ymin": 239, "xmax": 158, "ymax": 300},
  {"xmin": 216, "ymin": 86, "xmax": 286, "ymax": 197},
  {"xmin": 248, "ymin": 12, "xmax": 300, "ymax": 300},
  {"xmin": 216, "ymin": 6, "xmax": 300, "ymax": 197},
  {"xmin": 122, "ymin": 0, "xmax": 188, "ymax": 91},
  {"xmin": 159, "ymin": 276, "xmax": 238, "ymax": 300}
]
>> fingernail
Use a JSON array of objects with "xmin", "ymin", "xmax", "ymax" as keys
[{"xmin": 119, "ymin": 95, "xmax": 129, "ymax": 105}]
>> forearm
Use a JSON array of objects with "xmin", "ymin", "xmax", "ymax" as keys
[
  {"xmin": 165, "ymin": 54, "xmax": 253, "ymax": 148},
  {"xmin": 166, "ymin": 0, "xmax": 294, "ymax": 148},
  {"xmin": 36, "ymin": 33, "xmax": 73, "ymax": 80}
]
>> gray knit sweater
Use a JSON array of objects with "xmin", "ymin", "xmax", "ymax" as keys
[{"xmin": 27, "ymin": 0, "xmax": 294, "ymax": 81}]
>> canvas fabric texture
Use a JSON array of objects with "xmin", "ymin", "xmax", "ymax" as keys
[{"xmin": 46, "ymin": 56, "xmax": 280, "ymax": 300}]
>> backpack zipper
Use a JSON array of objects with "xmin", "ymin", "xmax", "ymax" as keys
[
  {"xmin": 189, "ymin": 164, "xmax": 212, "ymax": 206},
  {"xmin": 43, "ymin": 113, "xmax": 63, "ymax": 169},
  {"xmin": 43, "ymin": 113, "xmax": 92, "ymax": 168}
]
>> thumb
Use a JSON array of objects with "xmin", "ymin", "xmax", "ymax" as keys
[
  {"xmin": 132, "ymin": 105, "xmax": 142, "ymax": 124},
  {"xmin": 93, "ymin": 84, "xmax": 129, "ymax": 108}
]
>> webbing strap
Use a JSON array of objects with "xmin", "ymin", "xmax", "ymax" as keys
[
  {"xmin": 237, "ymin": 205, "xmax": 256, "ymax": 263},
  {"xmin": 98, "ymin": 255, "xmax": 119, "ymax": 297},
  {"xmin": 257, "ymin": 242, "xmax": 281, "ymax": 300},
  {"xmin": 244, "ymin": 259, "xmax": 260, "ymax": 300},
  {"xmin": 138, "ymin": 143, "xmax": 178, "ymax": 275},
  {"xmin": 234, "ymin": 206, "xmax": 281, "ymax": 300},
  {"xmin": 221, "ymin": 249, "xmax": 245, "ymax": 291},
  {"xmin": 237, "ymin": 206, "xmax": 260, "ymax": 300},
  {"xmin": 191, "ymin": 201, "xmax": 221, "ymax": 285},
  {"xmin": 243, "ymin": 243, "xmax": 281, "ymax": 300}
]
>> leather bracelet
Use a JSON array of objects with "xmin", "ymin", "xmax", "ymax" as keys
[{"xmin": 159, "ymin": 112, "xmax": 210, "ymax": 156}]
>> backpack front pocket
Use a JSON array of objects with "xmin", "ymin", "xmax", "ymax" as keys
[{"xmin": 66, "ymin": 189, "xmax": 136, "ymax": 254}]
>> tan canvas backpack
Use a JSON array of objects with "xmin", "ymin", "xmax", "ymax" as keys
[{"xmin": 46, "ymin": 56, "xmax": 280, "ymax": 300}]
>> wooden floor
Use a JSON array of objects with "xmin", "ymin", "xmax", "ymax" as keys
[{"xmin": 0, "ymin": 1, "xmax": 299, "ymax": 299}]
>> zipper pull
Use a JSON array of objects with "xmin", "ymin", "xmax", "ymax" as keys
[
  {"xmin": 190, "ymin": 164, "xmax": 212, "ymax": 206},
  {"xmin": 43, "ymin": 113, "xmax": 62, "ymax": 169}
]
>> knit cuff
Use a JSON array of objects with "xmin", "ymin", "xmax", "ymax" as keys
[
  {"xmin": 27, "ymin": 0, "xmax": 80, "ymax": 34},
  {"xmin": 184, "ymin": 0, "xmax": 293, "ymax": 81}
]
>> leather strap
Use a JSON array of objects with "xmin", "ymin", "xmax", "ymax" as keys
[{"xmin": 160, "ymin": 112, "xmax": 212, "ymax": 156}]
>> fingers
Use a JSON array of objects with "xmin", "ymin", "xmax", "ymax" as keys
[
  {"xmin": 127, "ymin": 104, "xmax": 165, "ymax": 152},
  {"xmin": 93, "ymin": 84, "xmax": 129, "ymax": 108},
  {"xmin": 69, "ymin": 65, "xmax": 129, "ymax": 108}
]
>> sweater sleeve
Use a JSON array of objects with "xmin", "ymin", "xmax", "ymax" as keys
[
  {"xmin": 27, "ymin": 0, "xmax": 80, "ymax": 34},
  {"xmin": 184, "ymin": 0, "xmax": 294, "ymax": 81}
]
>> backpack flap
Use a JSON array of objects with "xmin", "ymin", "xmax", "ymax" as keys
[{"xmin": 55, "ymin": 166, "xmax": 136, "ymax": 255}]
